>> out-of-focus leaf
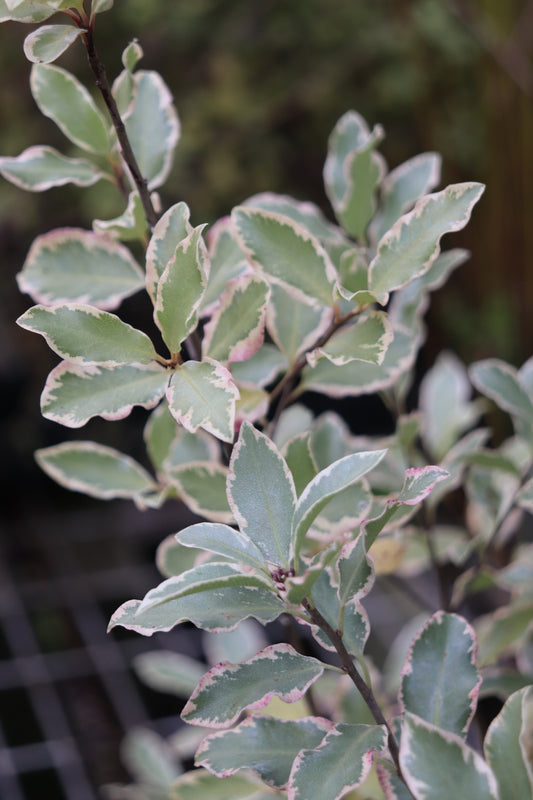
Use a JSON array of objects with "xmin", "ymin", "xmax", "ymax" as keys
[
  {"xmin": 0, "ymin": 145, "xmax": 104, "ymax": 191},
  {"xmin": 23, "ymin": 23, "xmax": 85, "ymax": 63}
]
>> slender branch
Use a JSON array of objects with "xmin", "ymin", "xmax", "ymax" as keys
[{"xmin": 82, "ymin": 25, "xmax": 159, "ymax": 228}]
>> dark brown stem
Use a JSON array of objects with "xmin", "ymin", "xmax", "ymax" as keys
[{"xmin": 82, "ymin": 25, "xmax": 159, "ymax": 228}]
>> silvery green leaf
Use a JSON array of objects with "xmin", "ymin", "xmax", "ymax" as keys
[
  {"xmin": 475, "ymin": 602, "xmax": 533, "ymax": 667},
  {"xmin": 336, "ymin": 533, "xmax": 374, "ymax": 609},
  {"xmin": 176, "ymin": 522, "xmax": 266, "ymax": 571},
  {"xmin": 30, "ymin": 63, "xmax": 111, "ymax": 154},
  {"xmin": 400, "ymin": 713, "xmax": 498, "ymax": 800},
  {"xmin": 243, "ymin": 191, "xmax": 348, "ymax": 247},
  {"xmin": 169, "ymin": 769, "xmax": 275, "ymax": 800},
  {"xmin": 155, "ymin": 535, "xmax": 201, "ymax": 579},
  {"xmin": 163, "ymin": 426, "xmax": 219, "ymax": 470},
  {"xmin": 397, "ymin": 466, "xmax": 449, "ymax": 505},
  {"xmin": 93, "ymin": 192, "xmax": 148, "ymax": 241},
  {"xmin": 368, "ymin": 182, "xmax": 485, "ymax": 303},
  {"xmin": 0, "ymin": 0, "xmax": 63, "ymax": 23},
  {"xmin": 17, "ymin": 303, "xmax": 157, "ymax": 365},
  {"xmin": 123, "ymin": 70, "xmax": 180, "ymax": 189},
  {"xmin": 166, "ymin": 359, "xmax": 238, "ymax": 443},
  {"xmin": 308, "ymin": 310, "xmax": 393, "ymax": 367},
  {"xmin": 203, "ymin": 275, "xmax": 270, "ymax": 363},
  {"xmin": 266, "ymin": 283, "xmax": 334, "ymax": 365},
  {"xmin": 324, "ymin": 111, "xmax": 379, "ymax": 212},
  {"xmin": 232, "ymin": 206, "xmax": 338, "ymax": 307},
  {"xmin": 35, "ymin": 440, "xmax": 157, "ymax": 499},
  {"xmin": 399, "ymin": 612, "xmax": 480, "ymax": 737},
  {"xmin": 484, "ymin": 686, "xmax": 533, "ymax": 799},
  {"xmin": 227, "ymin": 422, "xmax": 297, "ymax": 568},
  {"xmin": 195, "ymin": 716, "xmax": 332, "ymax": 789},
  {"xmin": 469, "ymin": 358, "xmax": 533, "ymax": 423},
  {"xmin": 41, "ymin": 362, "xmax": 169, "ymax": 427},
  {"xmin": 230, "ymin": 343, "xmax": 287, "ymax": 388},
  {"xmin": 133, "ymin": 651, "xmax": 205, "ymax": 698},
  {"xmin": 235, "ymin": 386, "xmax": 269, "ymax": 427},
  {"xmin": 310, "ymin": 568, "xmax": 370, "ymax": 656},
  {"xmin": 143, "ymin": 402, "xmax": 180, "ymax": 474},
  {"xmin": 182, "ymin": 644, "xmax": 324, "ymax": 728},
  {"xmin": 23, "ymin": 23, "xmax": 85, "ymax": 63},
  {"xmin": 169, "ymin": 465, "xmax": 232, "ymax": 523},
  {"xmin": 201, "ymin": 216, "xmax": 250, "ymax": 314},
  {"xmin": 17, "ymin": 228, "xmax": 144, "ymax": 309},
  {"xmin": 0, "ymin": 146, "xmax": 104, "ymax": 191},
  {"xmin": 283, "ymin": 433, "xmax": 317, "ymax": 497},
  {"xmin": 145, "ymin": 202, "xmax": 192, "ymax": 304},
  {"xmin": 154, "ymin": 226, "xmax": 208, "ymax": 353},
  {"xmin": 274, "ymin": 405, "xmax": 314, "ymax": 451},
  {"xmin": 121, "ymin": 728, "xmax": 180, "ymax": 790},
  {"xmin": 288, "ymin": 723, "xmax": 387, "ymax": 800},
  {"xmin": 121, "ymin": 39, "xmax": 142, "ymax": 71},
  {"xmin": 309, "ymin": 413, "xmax": 348, "ymax": 470}
]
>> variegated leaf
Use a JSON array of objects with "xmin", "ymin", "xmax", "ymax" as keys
[
  {"xmin": 195, "ymin": 716, "xmax": 332, "ymax": 789},
  {"xmin": 399, "ymin": 612, "xmax": 480, "ymax": 737},
  {"xmin": 163, "ymin": 426, "xmax": 219, "ymax": 470},
  {"xmin": 143, "ymin": 401, "xmax": 180, "ymax": 474},
  {"xmin": 227, "ymin": 422, "xmax": 297, "ymax": 568},
  {"xmin": 484, "ymin": 686, "xmax": 533, "ymax": 799},
  {"xmin": 469, "ymin": 358, "xmax": 533, "ymax": 423},
  {"xmin": 308, "ymin": 310, "xmax": 393, "ymax": 367},
  {"xmin": 203, "ymin": 275, "xmax": 270, "ymax": 363},
  {"xmin": 397, "ymin": 466, "xmax": 449, "ymax": 505},
  {"xmin": 266, "ymin": 283, "xmax": 334, "ymax": 365},
  {"xmin": 0, "ymin": 146, "xmax": 104, "ymax": 192},
  {"xmin": 235, "ymin": 385, "xmax": 270, "ymax": 427},
  {"xmin": 41, "ymin": 361, "xmax": 169, "ymax": 427},
  {"xmin": 155, "ymin": 535, "xmax": 202, "ymax": 579},
  {"xmin": 230, "ymin": 343, "xmax": 287, "ymax": 388},
  {"xmin": 176, "ymin": 522, "xmax": 266, "ymax": 571},
  {"xmin": 288, "ymin": 723, "xmax": 387, "ymax": 800},
  {"xmin": 336, "ymin": 533, "xmax": 374, "ymax": 609},
  {"xmin": 17, "ymin": 303, "xmax": 157, "ymax": 365},
  {"xmin": 93, "ymin": 192, "xmax": 148, "ymax": 242},
  {"xmin": 123, "ymin": 70, "xmax": 180, "ymax": 189},
  {"xmin": 284, "ymin": 433, "xmax": 317, "ymax": 496},
  {"xmin": 475, "ymin": 602, "xmax": 533, "ymax": 667},
  {"xmin": 17, "ymin": 228, "xmax": 144, "ymax": 310},
  {"xmin": 368, "ymin": 183, "xmax": 485, "ymax": 303},
  {"xmin": 182, "ymin": 644, "xmax": 324, "ymax": 728},
  {"xmin": 0, "ymin": 0, "xmax": 61, "ymax": 23},
  {"xmin": 310, "ymin": 568, "xmax": 370, "ymax": 657},
  {"xmin": 168, "ymin": 464, "xmax": 233, "ymax": 523},
  {"xmin": 169, "ymin": 769, "xmax": 275, "ymax": 800},
  {"xmin": 23, "ymin": 23, "xmax": 85, "ymax": 63},
  {"xmin": 333, "ymin": 130, "xmax": 386, "ymax": 240},
  {"xmin": 146, "ymin": 202, "xmax": 192, "ymax": 304},
  {"xmin": 133, "ymin": 650, "xmax": 206, "ymax": 698},
  {"xmin": 154, "ymin": 225, "xmax": 208, "ymax": 353},
  {"xmin": 232, "ymin": 206, "xmax": 338, "ymax": 307},
  {"xmin": 324, "ymin": 111, "xmax": 376, "ymax": 208},
  {"xmin": 166, "ymin": 359, "xmax": 238, "ymax": 443},
  {"xmin": 201, "ymin": 216, "xmax": 250, "ymax": 314},
  {"xmin": 400, "ymin": 713, "xmax": 498, "ymax": 800},
  {"xmin": 30, "ymin": 63, "xmax": 111, "ymax": 154},
  {"xmin": 121, "ymin": 728, "xmax": 180, "ymax": 789},
  {"xmin": 35, "ymin": 440, "xmax": 157, "ymax": 499}
]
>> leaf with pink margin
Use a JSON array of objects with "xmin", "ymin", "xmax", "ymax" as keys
[
  {"xmin": 23, "ymin": 24, "xmax": 85, "ymax": 64},
  {"xmin": 397, "ymin": 466, "xmax": 449, "ymax": 505},
  {"xmin": 201, "ymin": 216, "xmax": 250, "ymax": 314},
  {"xmin": 168, "ymin": 464, "xmax": 233, "ymax": 523},
  {"xmin": 266, "ymin": 282, "xmax": 334, "ymax": 366},
  {"xmin": 176, "ymin": 521, "xmax": 266, "ymax": 571},
  {"xmin": 469, "ymin": 358, "xmax": 533, "ymax": 423},
  {"xmin": 145, "ymin": 201, "xmax": 192, "ymax": 305},
  {"xmin": 308, "ymin": 310, "xmax": 393, "ymax": 368},
  {"xmin": 181, "ymin": 644, "xmax": 324, "ymax": 728},
  {"xmin": 1, "ymin": 1, "xmax": 61, "ymax": 23},
  {"xmin": 0, "ymin": 146, "xmax": 104, "ymax": 192},
  {"xmin": 484, "ymin": 686, "xmax": 533, "ymax": 799}
]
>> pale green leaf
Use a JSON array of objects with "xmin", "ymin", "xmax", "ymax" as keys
[
  {"xmin": 368, "ymin": 182, "xmax": 485, "ymax": 303},
  {"xmin": 169, "ymin": 464, "xmax": 233, "ymax": 523},
  {"xmin": 133, "ymin": 650, "xmax": 205, "ymax": 698},
  {"xmin": 232, "ymin": 206, "xmax": 338, "ymax": 307},
  {"xmin": 336, "ymin": 534, "xmax": 374, "ymax": 608},
  {"xmin": 399, "ymin": 612, "xmax": 480, "ymax": 737},
  {"xmin": 176, "ymin": 522, "xmax": 266, "ymax": 571},
  {"xmin": 123, "ymin": 70, "xmax": 180, "ymax": 189},
  {"xmin": 227, "ymin": 422, "xmax": 297, "ymax": 568},
  {"xmin": 93, "ymin": 192, "xmax": 148, "ymax": 241},
  {"xmin": 0, "ymin": 145, "xmax": 104, "ymax": 191},
  {"xmin": 121, "ymin": 728, "xmax": 180, "ymax": 790},
  {"xmin": 469, "ymin": 358, "xmax": 533, "ymax": 423},
  {"xmin": 18, "ymin": 303, "xmax": 157, "ymax": 365},
  {"xmin": 517, "ymin": 477, "xmax": 533, "ymax": 513},
  {"xmin": 121, "ymin": 39, "xmax": 142, "ymax": 71},
  {"xmin": 476, "ymin": 603, "xmax": 533, "ymax": 667},
  {"xmin": 41, "ymin": 362, "xmax": 169, "ymax": 427},
  {"xmin": 201, "ymin": 216, "xmax": 249, "ymax": 313},
  {"xmin": 23, "ymin": 23, "xmax": 84, "ymax": 63},
  {"xmin": 0, "ymin": 0, "xmax": 60, "ymax": 23},
  {"xmin": 484, "ymin": 686, "xmax": 533, "ymax": 800},
  {"xmin": 334, "ymin": 132, "xmax": 386, "ymax": 240},
  {"xmin": 145, "ymin": 201, "xmax": 192, "ymax": 304},
  {"xmin": 230, "ymin": 343, "xmax": 287, "ymax": 388},
  {"xmin": 310, "ymin": 568, "xmax": 370, "ymax": 657},
  {"xmin": 35, "ymin": 440, "xmax": 157, "ymax": 499},
  {"xmin": 397, "ymin": 466, "xmax": 449, "ymax": 505},
  {"xmin": 324, "ymin": 110, "xmax": 375, "ymax": 209},
  {"xmin": 400, "ymin": 713, "xmax": 499, "ymax": 800},
  {"xmin": 17, "ymin": 228, "xmax": 144, "ymax": 310},
  {"xmin": 288, "ymin": 723, "xmax": 387, "ymax": 800},
  {"xmin": 30, "ymin": 63, "xmax": 111, "ymax": 154},
  {"xmin": 143, "ymin": 402, "xmax": 180, "ymax": 474},
  {"xmin": 163, "ymin": 426, "xmax": 219, "ymax": 470},
  {"xmin": 266, "ymin": 283, "xmax": 334, "ymax": 365},
  {"xmin": 169, "ymin": 769, "xmax": 275, "ymax": 800},
  {"xmin": 203, "ymin": 275, "xmax": 270, "ymax": 363},
  {"xmin": 309, "ymin": 310, "xmax": 393, "ymax": 367},
  {"xmin": 166, "ymin": 359, "xmax": 238, "ymax": 443},
  {"xmin": 195, "ymin": 716, "xmax": 332, "ymax": 788},
  {"xmin": 182, "ymin": 644, "xmax": 324, "ymax": 728},
  {"xmin": 284, "ymin": 433, "xmax": 317, "ymax": 496},
  {"xmin": 235, "ymin": 386, "xmax": 269, "ymax": 427},
  {"xmin": 155, "ymin": 535, "xmax": 201, "ymax": 579}
]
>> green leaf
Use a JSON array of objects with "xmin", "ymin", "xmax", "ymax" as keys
[
  {"xmin": 146, "ymin": 201, "xmax": 192, "ymax": 304},
  {"xmin": 169, "ymin": 769, "xmax": 275, "ymax": 800},
  {"xmin": 232, "ymin": 206, "xmax": 338, "ymax": 307},
  {"xmin": 475, "ymin": 603, "xmax": 533, "ymax": 667},
  {"xmin": 203, "ymin": 275, "xmax": 270, "ymax": 363},
  {"xmin": 18, "ymin": 303, "xmax": 157, "ymax": 365},
  {"xmin": 397, "ymin": 465, "xmax": 450, "ymax": 505},
  {"xmin": 0, "ymin": 0, "xmax": 61, "ymax": 23},
  {"xmin": 288, "ymin": 723, "xmax": 387, "ymax": 800},
  {"xmin": 23, "ymin": 23, "xmax": 85, "ymax": 63},
  {"xmin": 123, "ymin": 70, "xmax": 180, "ymax": 189},
  {"xmin": 399, "ymin": 612, "xmax": 480, "ymax": 737},
  {"xmin": 309, "ymin": 310, "xmax": 393, "ymax": 367},
  {"xmin": 484, "ymin": 687, "xmax": 533, "ymax": 800},
  {"xmin": 121, "ymin": 39, "xmax": 143, "ymax": 71},
  {"xmin": 201, "ymin": 216, "xmax": 249, "ymax": 313},
  {"xmin": 30, "ymin": 63, "xmax": 111, "ymax": 154},
  {"xmin": 284, "ymin": 433, "xmax": 317, "ymax": 496},
  {"xmin": 227, "ymin": 422, "xmax": 297, "ymax": 568},
  {"xmin": 266, "ymin": 282, "xmax": 333, "ymax": 366},
  {"xmin": 310, "ymin": 568, "xmax": 370, "ymax": 657},
  {"xmin": 324, "ymin": 111, "xmax": 377, "ymax": 210},
  {"xmin": 176, "ymin": 522, "xmax": 266, "ymax": 571},
  {"xmin": 92, "ymin": 0, "xmax": 114, "ymax": 14},
  {"xmin": 155, "ymin": 535, "xmax": 202, "ymax": 579},
  {"xmin": 93, "ymin": 192, "xmax": 148, "ymax": 242},
  {"xmin": 121, "ymin": 728, "xmax": 180, "ymax": 790},
  {"xmin": 167, "ymin": 359, "xmax": 238, "ymax": 443},
  {"xmin": 368, "ymin": 182, "xmax": 485, "ymax": 303},
  {"xmin": 154, "ymin": 226, "xmax": 208, "ymax": 353},
  {"xmin": 133, "ymin": 650, "xmax": 205, "ymax": 698},
  {"xmin": 0, "ymin": 146, "xmax": 104, "ymax": 191},
  {"xmin": 35, "ymin": 440, "xmax": 157, "ymax": 499},
  {"xmin": 195, "ymin": 716, "xmax": 332, "ymax": 789},
  {"xmin": 144, "ymin": 401, "xmax": 180, "ymax": 474},
  {"xmin": 164, "ymin": 426, "xmax": 219, "ymax": 469},
  {"xmin": 469, "ymin": 358, "xmax": 533, "ymax": 423},
  {"xmin": 169, "ymin": 464, "xmax": 233, "ymax": 523},
  {"xmin": 182, "ymin": 644, "xmax": 324, "ymax": 728},
  {"xmin": 291, "ymin": 449, "xmax": 387, "ymax": 564},
  {"xmin": 336, "ymin": 534, "xmax": 374, "ymax": 608},
  {"xmin": 17, "ymin": 228, "xmax": 144, "ymax": 310},
  {"xmin": 400, "ymin": 713, "xmax": 499, "ymax": 800},
  {"xmin": 230, "ymin": 343, "xmax": 287, "ymax": 388},
  {"xmin": 41, "ymin": 362, "xmax": 169, "ymax": 427}
]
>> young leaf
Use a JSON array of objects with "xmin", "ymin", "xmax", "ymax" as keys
[
  {"xmin": 227, "ymin": 422, "xmax": 297, "ymax": 568},
  {"xmin": 146, "ymin": 201, "xmax": 193, "ymax": 304},
  {"xmin": 41, "ymin": 362, "xmax": 169, "ymax": 427},
  {"xmin": 309, "ymin": 310, "xmax": 393, "ymax": 367},
  {"xmin": 123, "ymin": 70, "xmax": 180, "ymax": 189},
  {"xmin": 176, "ymin": 522, "xmax": 267, "ymax": 571},
  {"xmin": 195, "ymin": 716, "xmax": 332, "ymax": 789},
  {"xmin": 166, "ymin": 359, "xmax": 239, "ymax": 443},
  {"xmin": 168, "ymin": 464, "xmax": 233, "ymax": 523},
  {"xmin": 266, "ymin": 282, "xmax": 334, "ymax": 365},
  {"xmin": 133, "ymin": 650, "xmax": 206, "ymax": 698},
  {"xmin": 201, "ymin": 216, "xmax": 250, "ymax": 314},
  {"xmin": 232, "ymin": 206, "xmax": 338, "ymax": 307},
  {"xmin": 400, "ymin": 713, "xmax": 499, "ymax": 800},
  {"xmin": 23, "ymin": 23, "xmax": 85, "ymax": 63},
  {"xmin": 93, "ymin": 192, "xmax": 148, "ymax": 242},
  {"xmin": 30, "ymin": 63, "xmax": 111, "ymax": 154},
  {"xmin": 323, "ymin": 111, "xmax": 377, "ymax": 209},
  {"xmin": 484, "ymin": 686, "xmax": 533, "ymax": 800},
  {"xmin": 35, "ymin": 440, "xmax": 157, "ymax": 499},
  {"xmin": 310, "ymin": 568, "xmax": 370, "ymax": 657},
  {"xmin": 399, "ymin": 612, "xmax": 480, "ymax": 737},
  {"xmin": 17, "ymin": 228, "xmax": 144, "ymax": 310},
  {"xmin": 469, "ymin": 358, "xmax": 533, "ymax": 423},
  {"xmin": 17, "ymin": 303, "xmax": 157, "ymax": 366},
  {"xmin": 202, "ymin": 275, "xmax": 270, "ymax": 363},
  {"xmin": 0, "ymin": 146, "xmax": 104, "ymax": 191},
  {"xmin": 182, "ymin": 644, "xmax": 324, "ymax": 728},
  {"xmin": 368, "ymin": 183, "xmax": 485, "ymax": 303},
  {"xmin": 288, "ymin": 723, "xmax": 387, "ymax": 800},
  {"xmin": 336, "ymin": 533, "xmax": 374, "ymax": 608}
]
